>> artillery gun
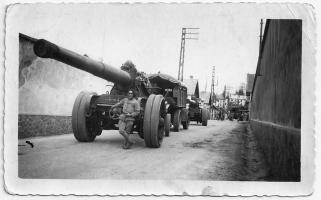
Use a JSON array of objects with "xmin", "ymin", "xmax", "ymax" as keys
[
  {"xmin": 33, "ymin": 38, "xmax": 189, "ymax": 148},
  {"xmin": 187, "ymin": 97, "xmax": 210, "ymax": 126}
]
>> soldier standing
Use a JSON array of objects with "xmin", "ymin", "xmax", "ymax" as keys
[{"xmin": 111, "ymin": 90, "xmax": 140, "ymax": 149}]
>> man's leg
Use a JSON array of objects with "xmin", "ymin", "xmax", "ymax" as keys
[
  {"xmin": 123, "ymin": 121, "xmax": 134, "ymax": 149},
  {"xmin": 118, "ymin": 120, "xmax": 130, "ymax": 148}
]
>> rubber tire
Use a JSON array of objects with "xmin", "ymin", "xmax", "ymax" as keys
[
  {"xmin": 150, "ymin": 95, "xmax": 165, "ymax": 147},
  {"xmin": 143, "ymin": 95, "xmax": 165, "ymax": 148},
  {"xmin": 173, "ymin": 109, "xmax": 181, "ymax": 132},
  {"xmin": 201, "ymin": 108, "xmax": 208, "ymax": 126},
  {"xmin": 143, "ymin": 94, "xmax": 155, "ymax": 146},
  {"xmin": 72, "ymin": 91, "xmax": 97, "ymax": 142},
  {"xmin": 182, "ymin": 118, "xmax": 190, "ymax": 130},
  {"xmin": 181, "ymin": 108, "xmax": 189, "ymax": 130},
  {"xmin": 164, "ymin": 114, "xmax": 171, "ymax": 137}
]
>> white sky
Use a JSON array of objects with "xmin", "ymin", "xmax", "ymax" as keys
[{"xmin": 11, "ymin": 3, "xmax": 313, "ymax": 93}]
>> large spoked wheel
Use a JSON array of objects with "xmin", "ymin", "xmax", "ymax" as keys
[
  {"xmin": 143, "ymin": 95, "xmax": 166, "ymax": 148},
  {"xmin": 72, "ymin": 91, "xmax": 100, "ymax": 142},
  {"xmin": 164, "ymin": 114, "xmax": 171, "ymax": 137},
  {"xmin": 109, "ymin": 107, "xmax": 121, "ymax": 120},
  {"xmin": 201, "ymin": 108, "xmax": 208, "ymax": 126},
  {"xmin": 173, "ymin": 109, "xmax": 181, "ymax": 132}
]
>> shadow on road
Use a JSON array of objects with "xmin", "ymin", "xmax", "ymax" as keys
[{"xmin": 93, "ymin": 133, "xmax": 147, "ymax": 149}]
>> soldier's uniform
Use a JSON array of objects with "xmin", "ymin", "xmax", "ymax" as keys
[
  {"xmin": 113, "ymin": 97, "xmax": 140, "ymax": 148},
  {"xmin": 117, "ymin": 98, "xmax": 140, "ymax": 134}
]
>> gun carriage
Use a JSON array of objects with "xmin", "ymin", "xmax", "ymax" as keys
[
  {"xmin": 187, "ymin": 97, "xmax": 210, "ymax": 126},
  {"xmin": 33, "ymin": 38, "xmax": 188, "ymax": 148}
]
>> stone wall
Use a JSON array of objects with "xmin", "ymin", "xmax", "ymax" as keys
[
  {"xmin": 250, "ymin": 20, "xmax": 301, "ymax": 181},
  {"xmin": 18, "ymin": 115, "xmax": 72, "ymax": 139}
]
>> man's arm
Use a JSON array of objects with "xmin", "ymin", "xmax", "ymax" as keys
[{"xmin": 112, "ymin": 99, "xmax": 125, "ymax": 108}]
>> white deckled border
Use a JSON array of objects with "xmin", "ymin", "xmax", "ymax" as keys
[{"xmin": 2, "ymin": 0, "xmax": 316, "ymax": 196}]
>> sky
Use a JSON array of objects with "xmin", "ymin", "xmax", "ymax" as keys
[{"xmin": 11, "ymin": 3, "xmax": 314, "ymax": 93}]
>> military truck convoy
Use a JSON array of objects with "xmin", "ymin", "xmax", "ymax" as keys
[{"xmin": 33, "ymin": 38, "xmax": 198, "ymax": 148}]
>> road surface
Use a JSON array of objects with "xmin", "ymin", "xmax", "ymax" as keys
[{"xmin": 18, "ymin": 120, "xmax": 269, "ymax": 180}]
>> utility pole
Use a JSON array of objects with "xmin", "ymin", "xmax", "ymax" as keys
[
  {"xmin": 252, "ymin": 19, "xmax": 265, "ymax": 101},
  {"xmin": 210, "ymin": 66, "xmax": 218, "ymax": 119},
  {"xmin": 259, "ymin": 19, "xmax": 263, "ymax": 51},
  {"xmin": 177, "ymin": 27, "xmax": 199, "ymax": 81},
  {"xmin": 210, "ymin": 66, "xmax": 218, "ymax": 106},
  {"xmin": 257, "ymin": 19, "xmax": 264, "ymax": 77},
  {"xmin": 224, "ymin": 85, "xmax": 232, "ymax": 109}
]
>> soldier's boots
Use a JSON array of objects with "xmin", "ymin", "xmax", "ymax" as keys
[{"xmin": 122, "ymin": 140, "xmax": 134, "ymax": 150}]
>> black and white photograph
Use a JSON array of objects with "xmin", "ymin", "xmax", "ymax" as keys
[{"xmin": 2, "ymin": 1, "xmax": 316, "ymax": 197}]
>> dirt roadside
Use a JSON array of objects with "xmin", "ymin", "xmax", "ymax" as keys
[{"xmin": 18, "ymin": 120, "xmax": 269, "ymax": 180}]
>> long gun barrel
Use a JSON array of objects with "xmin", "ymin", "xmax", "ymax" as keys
[{"xmin": 33, "ymin": 39, "xmax": 132, "ymax": 86}]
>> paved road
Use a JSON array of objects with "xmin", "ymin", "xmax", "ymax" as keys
[{"xmin": 18, "ymin": 120, "xmax": 268, "ymax": 180}]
